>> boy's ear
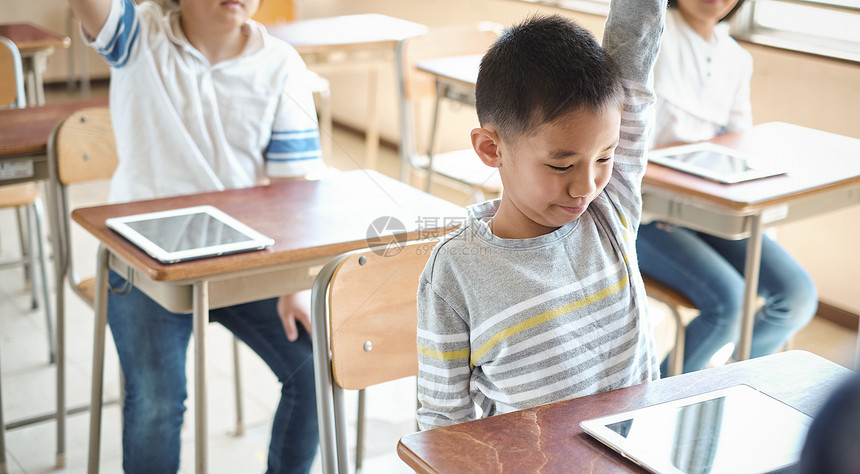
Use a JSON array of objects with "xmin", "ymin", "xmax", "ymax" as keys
[{"xmin": 471, "ymin": 127, "xmax": 503, "ymax": 168}]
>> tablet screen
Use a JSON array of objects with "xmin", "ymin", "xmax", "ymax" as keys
[
  {"xmin": 661, "ymin": 148, "xmax": 755, "ymax": 175},
  {"xmin": 123, "ymin": 212, "xmax": 254, "ymax": 253},
  {"xmin": 648, "ymin": 143, "xmax": 786, "ymax": 184},
  {"xmin": 106, "ymin": 205, "xmax": 274, "ymax": 263},
  {"xmin": 581, "ymin": 385, "xmax": 812, "ymax": 474}
]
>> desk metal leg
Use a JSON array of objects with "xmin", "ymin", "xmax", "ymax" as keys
[
  {"xmin": 87, "ymin": 245, "xmax": 110, "ymax": 474},
  {"xmin": 855, "ymin": 324, "xmax": 860, "ymax": 371},
  {"xmin": 364, "ymin": 68, "xmax": 380, "ymax": 170},
  {"xmin": 24, "ymin": 65, "xmax": 37, "ymax": 107},
  {"xmin": 32, "ymin": 53, "xmax": 48, "ymax": 106},
  {"xmin": 193, "ymin": 281, "xmax": 209, "ymax": 474},
  {"xmin": 737, "ymin": 214, "xmax": 764, "ymax": 361},
  {"xmin": 424, "ymin": 87, "xmax": 444, "ymax": 193},
  {"xmin": 1, "ymin": 344, "xmax": 7, "ymax": 474},
  {"xmin": 21, "ymin": 53, "xmax": 51, "ymax": 106}
]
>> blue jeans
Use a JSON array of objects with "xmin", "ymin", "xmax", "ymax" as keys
[
  {"xmin": 107, "ymin": 271, "xmax": 318, "ymax": 473},
  {"xmin": 637, "ymin": 223, "xmax": 817, "ymax": 374}
]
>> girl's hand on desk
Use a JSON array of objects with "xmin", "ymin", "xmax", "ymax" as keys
[{"xmin": 277, "ymin": 290, "xmax": 312, "ymax": 341}]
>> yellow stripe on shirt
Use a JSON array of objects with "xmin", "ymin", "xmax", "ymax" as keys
[
  {"xmin": 469, "ymin": 274, "xmax": 630, "ymax": 367},
  {"xmin": 418, "ymin": 345, "xmax": 471, "ymax": 361}
]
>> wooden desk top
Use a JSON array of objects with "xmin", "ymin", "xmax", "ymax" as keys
[
  {"xmin": 398, "ymin": 350, "xmax": 851, "ymax": 474},
  {"xmin": 0, "ymin": 97, "xmax": 109, "ymax": 157},
  {"xmin": 0, "ymin": 22, "xmax": 71, "ymax": 53},
  {"xmin": 72, "ymin": 170, "xmax": 465, "ymax": 282},
  {"xmin": 266, "ymin": 14, "xmax": 427, "ymax": 54},
  {"xmin": 643, "ymin": 122, "xmax": 860, "ymax": 212}
]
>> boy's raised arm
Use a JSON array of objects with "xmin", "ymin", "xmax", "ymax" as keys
[
  {"xmin": 69, "ymin": 0, "xmax": 113, "ymax": 40},
  {"xmin": 602, "ymin": 0, "xmax": 666, "ymax": 85}
]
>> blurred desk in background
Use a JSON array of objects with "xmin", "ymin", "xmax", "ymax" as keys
[
  {"xmin": 0, "ymin": 23, "xmax": 71, "ymax": 106},
  {"xmin": 267, "ymin": 14, "xmax": 427, "ymax": 170}
]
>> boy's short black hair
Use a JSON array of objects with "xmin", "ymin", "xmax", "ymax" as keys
[
  {"xmin": 667, "ymin": 0, "xmax": 746, "ymax": 22},
  {"xmin": 475, "ymin": 14, "xmax": 623, "ymax": 140}
]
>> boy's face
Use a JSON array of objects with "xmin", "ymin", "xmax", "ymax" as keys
[
  {"xmin": 491, "ymin": 106, "xmax": 621, "ymax": 239},
  {"xmin": 180, "ymin": 0, "xmax": 260, "ymax": 29}
]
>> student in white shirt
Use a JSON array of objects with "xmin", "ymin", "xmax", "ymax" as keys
[
  {"xmin": 637, "ymin": 0, "xmax": 816, "ymax": 374},
  {"xmin": 67, "ymin": 0, "xmax": 322, "ymax": 471}
]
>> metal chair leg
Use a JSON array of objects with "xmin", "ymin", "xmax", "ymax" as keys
[
  {"xmin": 15, "ymin": 207, "xmax": 32, "ymax": 293},
  {"xmin": 23, "ymin": 207, "xmax": 37, "ymax": 310},
  {"xmin": 232, "ymin": 336, "xmax": 244, "ymax": 436},
  {"xmin": 355, "ymin": 389, "xmax": 366, "ymax": 472},
  {"xmin": 312, "ymin": 79, "xmax": 333, "ymax": 162},
  {"xmin": 87, "ymin": 246, "xmax": 110, "ymax": 474},
  {"xmin": 667, "ymin": 306, "xmax": 686, "ymax": 376},
  {"xmin": 1, "ymin": 346, "xmax": 7, "ymax": 474},
  {"xmin": 31, "ymin": 200, "xmax": 56, "ymax": 364}
]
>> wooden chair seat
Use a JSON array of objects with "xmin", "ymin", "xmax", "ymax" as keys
[
  {"xmin": 642, "ymin": 275, "xmax": 696, "ymax": 310},
  {"xmin": 642, "ymin": 275, "xmax": 699, "ymax": 376},
  {"xmin": 0, "ymin": 182, "xmax": 39, "ymax": 207},
  {"xmin": 75, "ymin": 277, "xmax": 96, "ymax": 306}
]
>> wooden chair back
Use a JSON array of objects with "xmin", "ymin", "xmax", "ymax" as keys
[
  {"xmin": 0, "ymin": 36, "xmax": 26, "ymax": 109},
  {"xmin": 47, "ymin": 106, "xmax": 117, "ymax": 305},
  {"xmin": 328, "ymin": 241, "xmax": 437, "ymax": 390},
  {"xmin": 311, "ymin": 239, "xmax": 438, "ymax": 474},
  {"xmin": 54, "ymin": 107, "xmax": 118, "ymax": 186}
]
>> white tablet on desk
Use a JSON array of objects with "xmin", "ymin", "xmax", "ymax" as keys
[
  {"xmin": 648, "ymin": 142, "xmax": 786, "ymax": 184},
  {"xmin": 106, "ymin": 205, "xmax": 274, "ymax": 264},
  {"xmin": 580, "ymin": 384, "xmax": 812, "ymax": 474}
]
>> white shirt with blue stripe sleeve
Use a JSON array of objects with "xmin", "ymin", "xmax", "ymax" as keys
[{"xmin": 85, "ymin": 0, "xmax": 324, "ymax": 203}]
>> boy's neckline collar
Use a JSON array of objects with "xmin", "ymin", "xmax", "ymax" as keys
[
  {"xmin": 468, "ymin": 199, "xmax": 579, "ymax": 246},
  {"xmin": 166, "ymin": 11, "xmax": 265, "ymax": 66}
]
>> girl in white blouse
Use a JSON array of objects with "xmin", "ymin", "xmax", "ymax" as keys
[{"xmin": 638, "ymin": 0, "xmax": 817, "ymax": 374}]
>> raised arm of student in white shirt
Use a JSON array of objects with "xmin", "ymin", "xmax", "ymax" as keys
[{"xmin": 68, "ymin": 0, "xmax": 113, "ymax": 39}]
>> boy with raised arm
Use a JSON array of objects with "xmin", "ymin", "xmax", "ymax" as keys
[
  {"xmin": 417, "ymin": 0, "xmax": 666, "ymax": 430},
  {"xmin": 67, "ymin": 0, "xmax": 322, "ymax": 471}
]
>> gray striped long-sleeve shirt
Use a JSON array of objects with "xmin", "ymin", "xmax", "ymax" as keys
[{"xmin": 416, "ymin": 0, "xmax": 665, "ymax": 431}]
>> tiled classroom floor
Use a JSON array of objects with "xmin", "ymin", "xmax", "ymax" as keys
[{"xmin": 1, "ymin": 83, "xmax": 856, "ymax": 473}]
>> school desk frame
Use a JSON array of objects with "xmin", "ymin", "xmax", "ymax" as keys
[{"xmin": 72, "ymin": 170, "xmax": 465, "ymax": 473}]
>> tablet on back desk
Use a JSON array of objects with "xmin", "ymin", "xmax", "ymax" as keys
[
  {"xmin": 580, "ymin": 384, "xmax": 812, "ymax": 474},
  {"xmin": 648, "ymin": 142, "xmax": 786, "ymax": 184},
  {"xmin": 106, "ymin": 205, "xmax": 274, "ymax": 264}
]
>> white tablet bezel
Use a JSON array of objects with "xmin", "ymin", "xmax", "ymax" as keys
[
  {"xmin": 648, "ymin": 142, "xmax": 786, "ymax": 184},
  {"xmin": 580, "ymin": 384, "xmax": 812, "ymax": 474},
  {"xmin": 106, "ymin": 205, "xmax": 274, "ymax": 264}
]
